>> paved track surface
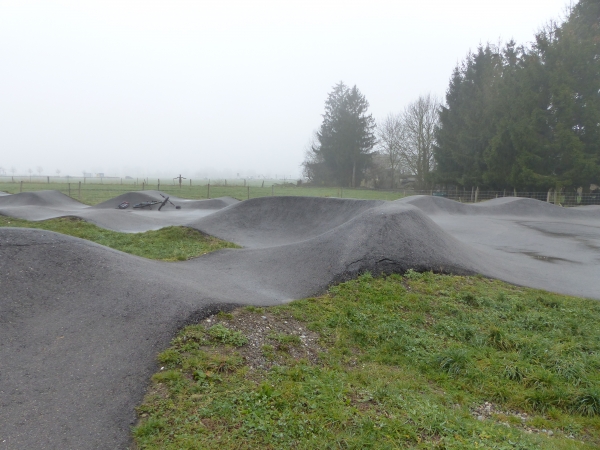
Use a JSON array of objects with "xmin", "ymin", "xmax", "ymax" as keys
[
  {"xmin": 0, "ymin": 190, "xmax": 238, "ymax": 232},
  {"xmin": 1, "ymin": 191, "xmax": 599, "ymax": 449}
]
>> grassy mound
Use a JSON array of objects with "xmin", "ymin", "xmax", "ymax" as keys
[
  {"xmin": 0, "ymin": 216, "xmax": 238, "ymax": 260},
  {"xmin": 134, "ymin": 272, "xmax": 600, "ymax": 449}
]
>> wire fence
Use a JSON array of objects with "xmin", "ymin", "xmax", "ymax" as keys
[
  {"xmin": 419, "ymin": 188, "xmax": 600, "ymax": 207},
  {"xmin": 1, "ymin": 178, "xmax": 599, "ymax": 207}
]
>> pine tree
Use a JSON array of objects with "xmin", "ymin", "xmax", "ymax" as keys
[
  {"xmin": 434, "ymin": 0, "xmax": 600, "ymax": 191},
  {"xmin": 311, "ymin": 82, "xmax": 376, "ymax": 187}
]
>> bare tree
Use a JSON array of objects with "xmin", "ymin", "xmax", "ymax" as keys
[
  {"xmin": 10, "ymin": 167, "xmax": 16, "ymax": 176},
  {"xmin": 28, "ymin": 168, "xmax": 33, "ymax": 181},
  {"xmin": 399, "ymin": 94, "xmax": 440, "ymax": 189},
  {"xmin": 36, "ymin": 166, "xmax": 43, "ymax": 176},
  {"xmin": 0, "ymin": 166, "xmax": 5, "ymax": 175},
  {"xmin": 376, "ymin": 113, "xmax": 403, "ymax": 188},
  {"xmin": 56, "ymin": 169, "xmax": 61, "ymax": 177}
]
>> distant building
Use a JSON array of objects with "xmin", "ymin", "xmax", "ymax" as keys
[
  {"xmin": 83, "ymin": 172, "xmax": 92, "ymax": 177},
  {"xmin": 96, "ymin": 173, "xmax": 104, "ymax": 178}
]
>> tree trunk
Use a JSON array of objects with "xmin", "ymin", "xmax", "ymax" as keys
[{"xmin": 352, "ymin": 161, "xmax": 356, "ymax": 188}]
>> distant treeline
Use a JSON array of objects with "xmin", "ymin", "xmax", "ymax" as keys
[{"xmin": 434, "ymin": 0, "xmax": 600, "ymax": 190}]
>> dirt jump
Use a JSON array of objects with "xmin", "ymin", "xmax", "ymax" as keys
[{"xmin": 1, "ymin": 191, "xmax": 599, "ymax": 449}]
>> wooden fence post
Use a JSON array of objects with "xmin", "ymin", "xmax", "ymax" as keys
[
  {"xmin": 68, "ymin": 183, "xmax": 71, "ymax": 197},
  {"xmin": 271, "ymin": 185, "xmax": 274, "ymax": 196},
  {"xmin": 247, "ymin": 186, "xmax": 250, "ymax": 200},
  {"xmin": 78, "ymin": 181, "xmax": 81, "ymax": 200},
  {"xmin": 142, "ymin": 181, "xmax": 145, "ymax": 190},
  {"xmin": 475, "ymin": 186, "xmax": 479, "ymax": 203},
  {"xmin": 207, "ymin": 183, "xmax": 210, "ymax": 199},
  {"xmin": 20, "ymin": 180, "xmax": 23, "ymax": 193}
]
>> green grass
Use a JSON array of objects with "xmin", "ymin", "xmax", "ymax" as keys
[
  {"xmin": 0, "ymin": 215, "xmax": 238, "ymax": 260},
  {"xmin": 134, "ymin": 272, "xmax": 600, "ymax": 449},
  {"xmin": 0, "ymin": 181, "xmax": 407, "ymax": 204}
]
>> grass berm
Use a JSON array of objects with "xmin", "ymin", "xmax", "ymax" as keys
[
  {"xmin": 134, "ymin": 272, "xmax": 600, "ymax": 449},
  {"xmin": 0, "ymin": 215, "xmax": 238, "ymax": 261}
]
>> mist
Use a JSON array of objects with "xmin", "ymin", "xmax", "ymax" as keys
[{"xmin": 0, "ymin": 0, "xmax": 570, "ymax": 179}]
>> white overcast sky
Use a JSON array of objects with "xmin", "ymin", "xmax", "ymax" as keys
[{"xmin": 0, "ymin": 0, "xmax": 571, "ymax": 179}]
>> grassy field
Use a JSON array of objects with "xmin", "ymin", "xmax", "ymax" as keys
[
  {"xmin": 134, "ymin": 272, "xmax": 600, "ymax": 449},
  {"xmin": 0, "ymin": 215, "xmax": 238, "ymax": 260},
  {"xmin": 0, "ymin": 181, "xmax": 407, "ymax": 204}
]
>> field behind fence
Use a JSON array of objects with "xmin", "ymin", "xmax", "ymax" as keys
[{"xmin": 1, "ymin": 177, "xmax": 599, "ymax": 206}]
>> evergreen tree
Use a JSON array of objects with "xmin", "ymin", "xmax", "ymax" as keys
[
  {"xmin": 310, "ymin": 82, "xmax": 376, "ymax": 187},
  {"xmin": 435, "ymin": 45, "xmax": 503, "ymax": 187},
  {"xmin": 434, "ymin": 0, "xmax": 600, "ymax": 191}
]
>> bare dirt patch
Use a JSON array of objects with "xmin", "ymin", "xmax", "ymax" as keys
[{"xmin": 199, "ymin": 307, "xmax": 324, "ymax": 371}]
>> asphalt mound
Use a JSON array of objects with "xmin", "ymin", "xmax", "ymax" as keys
[
  {"xmin": 92, "ymin": 190, "xmax": 238, "ymax": 211},
  {"xmin": 2, "ymin": 194, "xmax": 600, "ymax": 449},
  {"xmin": 191, "ymin": 196, "xmax": 385, "ymax": 247},
  {"xmin": 0, "ymin": 190, "xmax": 86, "ymax": 209},
  {"xmin": 402, "ymin": 195, "xmax": 600, "ymax": 219},
  {"xmin": 0, "ymin": 190, "xmax": 238, "ymax": 232}
]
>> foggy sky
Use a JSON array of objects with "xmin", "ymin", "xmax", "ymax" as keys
[{"xmin": 0, "ymin": 0, "xmax": 570, "ymax": 179}]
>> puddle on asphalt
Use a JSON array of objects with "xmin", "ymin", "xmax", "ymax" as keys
[
  {"xmin": 516, "ymin": 221, "xmax": 600, "ymax": 251},
  {"xmin": 518, "ymin": 251, "xmax": 579, "ymax": 264}
]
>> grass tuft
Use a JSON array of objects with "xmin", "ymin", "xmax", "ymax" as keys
[
  {"xmin": 206, "ymin": 324, "xmax": 248, "ymax": 347},
  {"xmin": 575, "ymin": 390, "xmax": 600, "ymax": 417}
]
